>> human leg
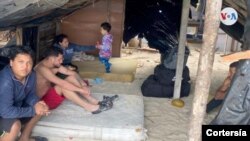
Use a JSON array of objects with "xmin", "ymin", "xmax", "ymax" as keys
[
  {"xmin": 0, "ymin": 118, "xmax": 21, "ymax": 141},
  {"xmin": 58, "ymin": 86, "xmax": 102, "ymax": 112},
  {"xmin": 206, "ymin": 98, "xmax": 223, "ymax": 113},
  {"xmin": 18, "ymin": 116, "xmax": 45, "ymax": 141},
  {"xmin": 59, "ymin": 86, "xmax": 113, "ymax": 114},
  {"xmin": 65, "ymin": 75, "xmax": 99, "ymax": 105},
  {"xmin": 99, "ymin": 57, "xmax": 111, "ymax": 73},
  {"xmin": 104, "ymin": 59, "xmax": 111, "ymax": 73},
  {"xmin": 42, "ymin": 86, "xmax": 100, "ymax": 112},
  {"xmin": 58, "ymin": 85, "xmax": 112, "ymax": 114},
  {"xmin": 99, "ymin": 57, "xmax": 104, "ymax": 64}
]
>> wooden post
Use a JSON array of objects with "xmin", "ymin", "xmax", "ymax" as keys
[
  {"xmin": 188, "ymin": 1, "xmax": 222, "ymax": 141},
  {"xmin": 173, "ymin": 0, "xmax": 190, "ymax": 99},
  {"xmin": 224, "ymin": 34, "xmax": 229, "ymax": 54},
  {"xmin": 16, "ymin": 27, "xmax": 23, "ymax": 46},
  {"xmin": 36, "ymin": 26, "xmax": 40, "ymax": 64},
  {"xmin": 56, "ymin": 21, "xmax": 61, "ymax": 35},
  {"xmin": 230, "ymin": 39, "xmax": 236, "ymax": 52}
]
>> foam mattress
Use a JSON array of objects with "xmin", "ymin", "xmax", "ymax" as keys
[{"xmin": 32, "ymin": 93, "xmax": 147, "ymax": 141}]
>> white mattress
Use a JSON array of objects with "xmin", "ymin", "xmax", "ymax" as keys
[{"xmin": 32, "ymin": 93, "xmax": 147, "ymax": 141}]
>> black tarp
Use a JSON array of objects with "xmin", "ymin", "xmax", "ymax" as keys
[
  {"xmin": 123, "ymin": 0, "xmax": 184, "ymax": 53},
  {"xmin": 141, "ymin": 64, "xmax": 191, "ymax": 98}
]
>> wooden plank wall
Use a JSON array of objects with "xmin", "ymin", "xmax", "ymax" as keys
[
  {"xmin": 60, "ymin": 0, "xmax": 125, "ymax": 57},
  {"xmin": 38, "ymin": 22, "xmax": 56, "ymax": 60}
]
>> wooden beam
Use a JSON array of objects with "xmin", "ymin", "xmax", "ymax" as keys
[
  {"xmin": 188, "ymin": 0, "xmax": 222, "ymax": 141},
  {"xmin": 16, "ymin": 27, "xmax": 23, "ymax": 46},
  {"xmin": 36, "ymin": 26, "xmax": 40, "ymax": 64},
  {"xmin": 56, "ymin": 20, "xmax": 61, "ymax": 35},
  {"xmin": 173, "ymin": 0, "xmax": 190, "ymax": 99}
]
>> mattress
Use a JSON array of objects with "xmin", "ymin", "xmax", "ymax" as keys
[{"xmin": 32, "ymin": 93, "xmax": 147, "ymax": 141}]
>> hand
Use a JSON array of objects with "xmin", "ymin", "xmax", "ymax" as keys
[
  {"xmin": 80, "ymin": 86, "xmax": 90, "ymax": 96},
  {"xmin": 81, "ymin": 79, "xmax": 89, "ymax": 87},
  {"xmin": 96, "ymin": 41, "xmax": 100, "ymax": 49},
  {"xmin": 34, "ymin": 101, "xmax": 50, "ymax": 116},
  {"xmin": 68, "ymin": 66, "xmax": 76, "ymax": 71},
  {"xmin": 81, "ymin": 81, "xmax": 87, "ymax": 87}
]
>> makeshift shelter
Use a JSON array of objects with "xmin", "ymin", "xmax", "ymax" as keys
[{"xmin": 0, "ymin": 0, "xmax": 249, "ymax": 141}]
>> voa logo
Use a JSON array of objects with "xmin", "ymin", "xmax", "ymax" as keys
[{"xmin": 220, "ymin": 7, "xmax": 238, "ymax": 26}]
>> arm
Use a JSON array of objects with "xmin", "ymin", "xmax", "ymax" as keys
[
  {"xmin": 24, "ymin": 72, "xmax": 39, "ymax": 106},
  {"xmin": 57, "ymin": 65, "xmax": 76, "ymax": 76},
  {"xmin": 58, "ymin": 66, "xmax": 88, "ymax": 87},
  {"xmin": 99, "ymin": 35, "xmax": 112, "ymax": 50},
  {"xmin": 37, "ymin": 65, "xmax": 84, "ymax": 93},
  {"xmin": 70, "ymin": 43, "xmax": 96, "ymax": 52},
  {"xmin": 214, "ymin": 76, "xmax": 232, "ymax": 100},
  {"xmin": 0, "ymin": 79, "xmax": 35, "ymax": 118},
  {"xmin": 222, "ymin": 50, "xmax": 250, "ymax": 62},
  {"xmin": 24, "ymin": 73, "xmax": 50, "ymax": 116}
]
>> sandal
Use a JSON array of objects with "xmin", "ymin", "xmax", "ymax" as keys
[
  {"xmin": 103, "ymin": 95, "xmax": 119, "ymax": 103},
  {"xmin": 98, "ymin": 99, "xmax": 113, "ymax": 109},
  {"xmin": 31, "ymin": 136, "xmax": 48, "ymax": 141},
  {"xmin": 92, "ymin": 102, "xmax": 113, "ymax": 114}
]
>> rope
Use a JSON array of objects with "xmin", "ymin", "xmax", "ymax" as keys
[{"xmin": 106, "ymin": 0, "xmax": 110, "ymax": 22}]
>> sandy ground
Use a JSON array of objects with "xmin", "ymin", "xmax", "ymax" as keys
[{"xmin": 89, "ymin": 43, "xmax": 230, "ymax": 141}]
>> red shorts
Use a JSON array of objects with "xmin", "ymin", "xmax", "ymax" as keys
[{"xmin": 42, "ymin": 88, "xmax": 65, "ymax": 110}]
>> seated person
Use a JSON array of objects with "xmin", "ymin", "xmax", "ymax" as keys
[
  {"xmin": 53, "ymin": 34, "xmax": 96, "ymax": 71},
  {"xmin": 35, "ymin": 47, "xmax": 112, "ymax": 114},
  {"xmin": 206, "ymin": 61, "xmax": 238, "ymax": 113},
  {"xmin": 0, "ymin": 46, "xmax": 49, "ymax": 141}
]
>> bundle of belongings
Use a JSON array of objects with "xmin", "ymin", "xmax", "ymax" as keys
[
  {"xmin": 72, "ymin": 52, "xmax": 95, "ymax": 61},
  {"xmin": 141, "ymin": 47, "xmax": 191, "ymax": 98}
]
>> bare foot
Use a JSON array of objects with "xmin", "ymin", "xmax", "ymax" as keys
[{"xmin": 87, "ymin": 104, "xmax": 99, "ymax": 112}]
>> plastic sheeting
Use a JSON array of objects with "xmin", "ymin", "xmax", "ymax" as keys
[
  {"xmin": 32, "ymin": 93, "xmax": 147, "ymax": 141},
  {"xmin": 163, "ymin": 46, "xmax": 190, "ymax": 70},
  {"xmin": 141, "ymin": 64, "xmax": 190, "ymax": 98},
  {"xmin": 211, "ymin": 60, "xmax": 250, "ymax": 125},
  {"xmin": 123, "ymin": 0, "xmax": 183, "ymax": 53}
]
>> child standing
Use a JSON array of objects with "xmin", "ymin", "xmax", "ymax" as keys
[{"xmin": 96, "ymin": 22, "xmax": 113, "ymax": 73}]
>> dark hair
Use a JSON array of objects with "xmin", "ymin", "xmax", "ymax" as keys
[
  {"xmin": 53, "ymin": 34, "xmax": 68, "ymax": 44},
  {"xmin": 101, "ymin": 22, "xmax": 111, "ymax": 32},
  {"xmin": 230, "ymin": 61, "xmax": 239, "ymax": 68},
  {"xmin": 42, "ymin": 47, "xmax": 63, "ymax": 59},
  {"xmin": 9, "ymin": 46, "xmax": 35, "ymax": 61}
]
